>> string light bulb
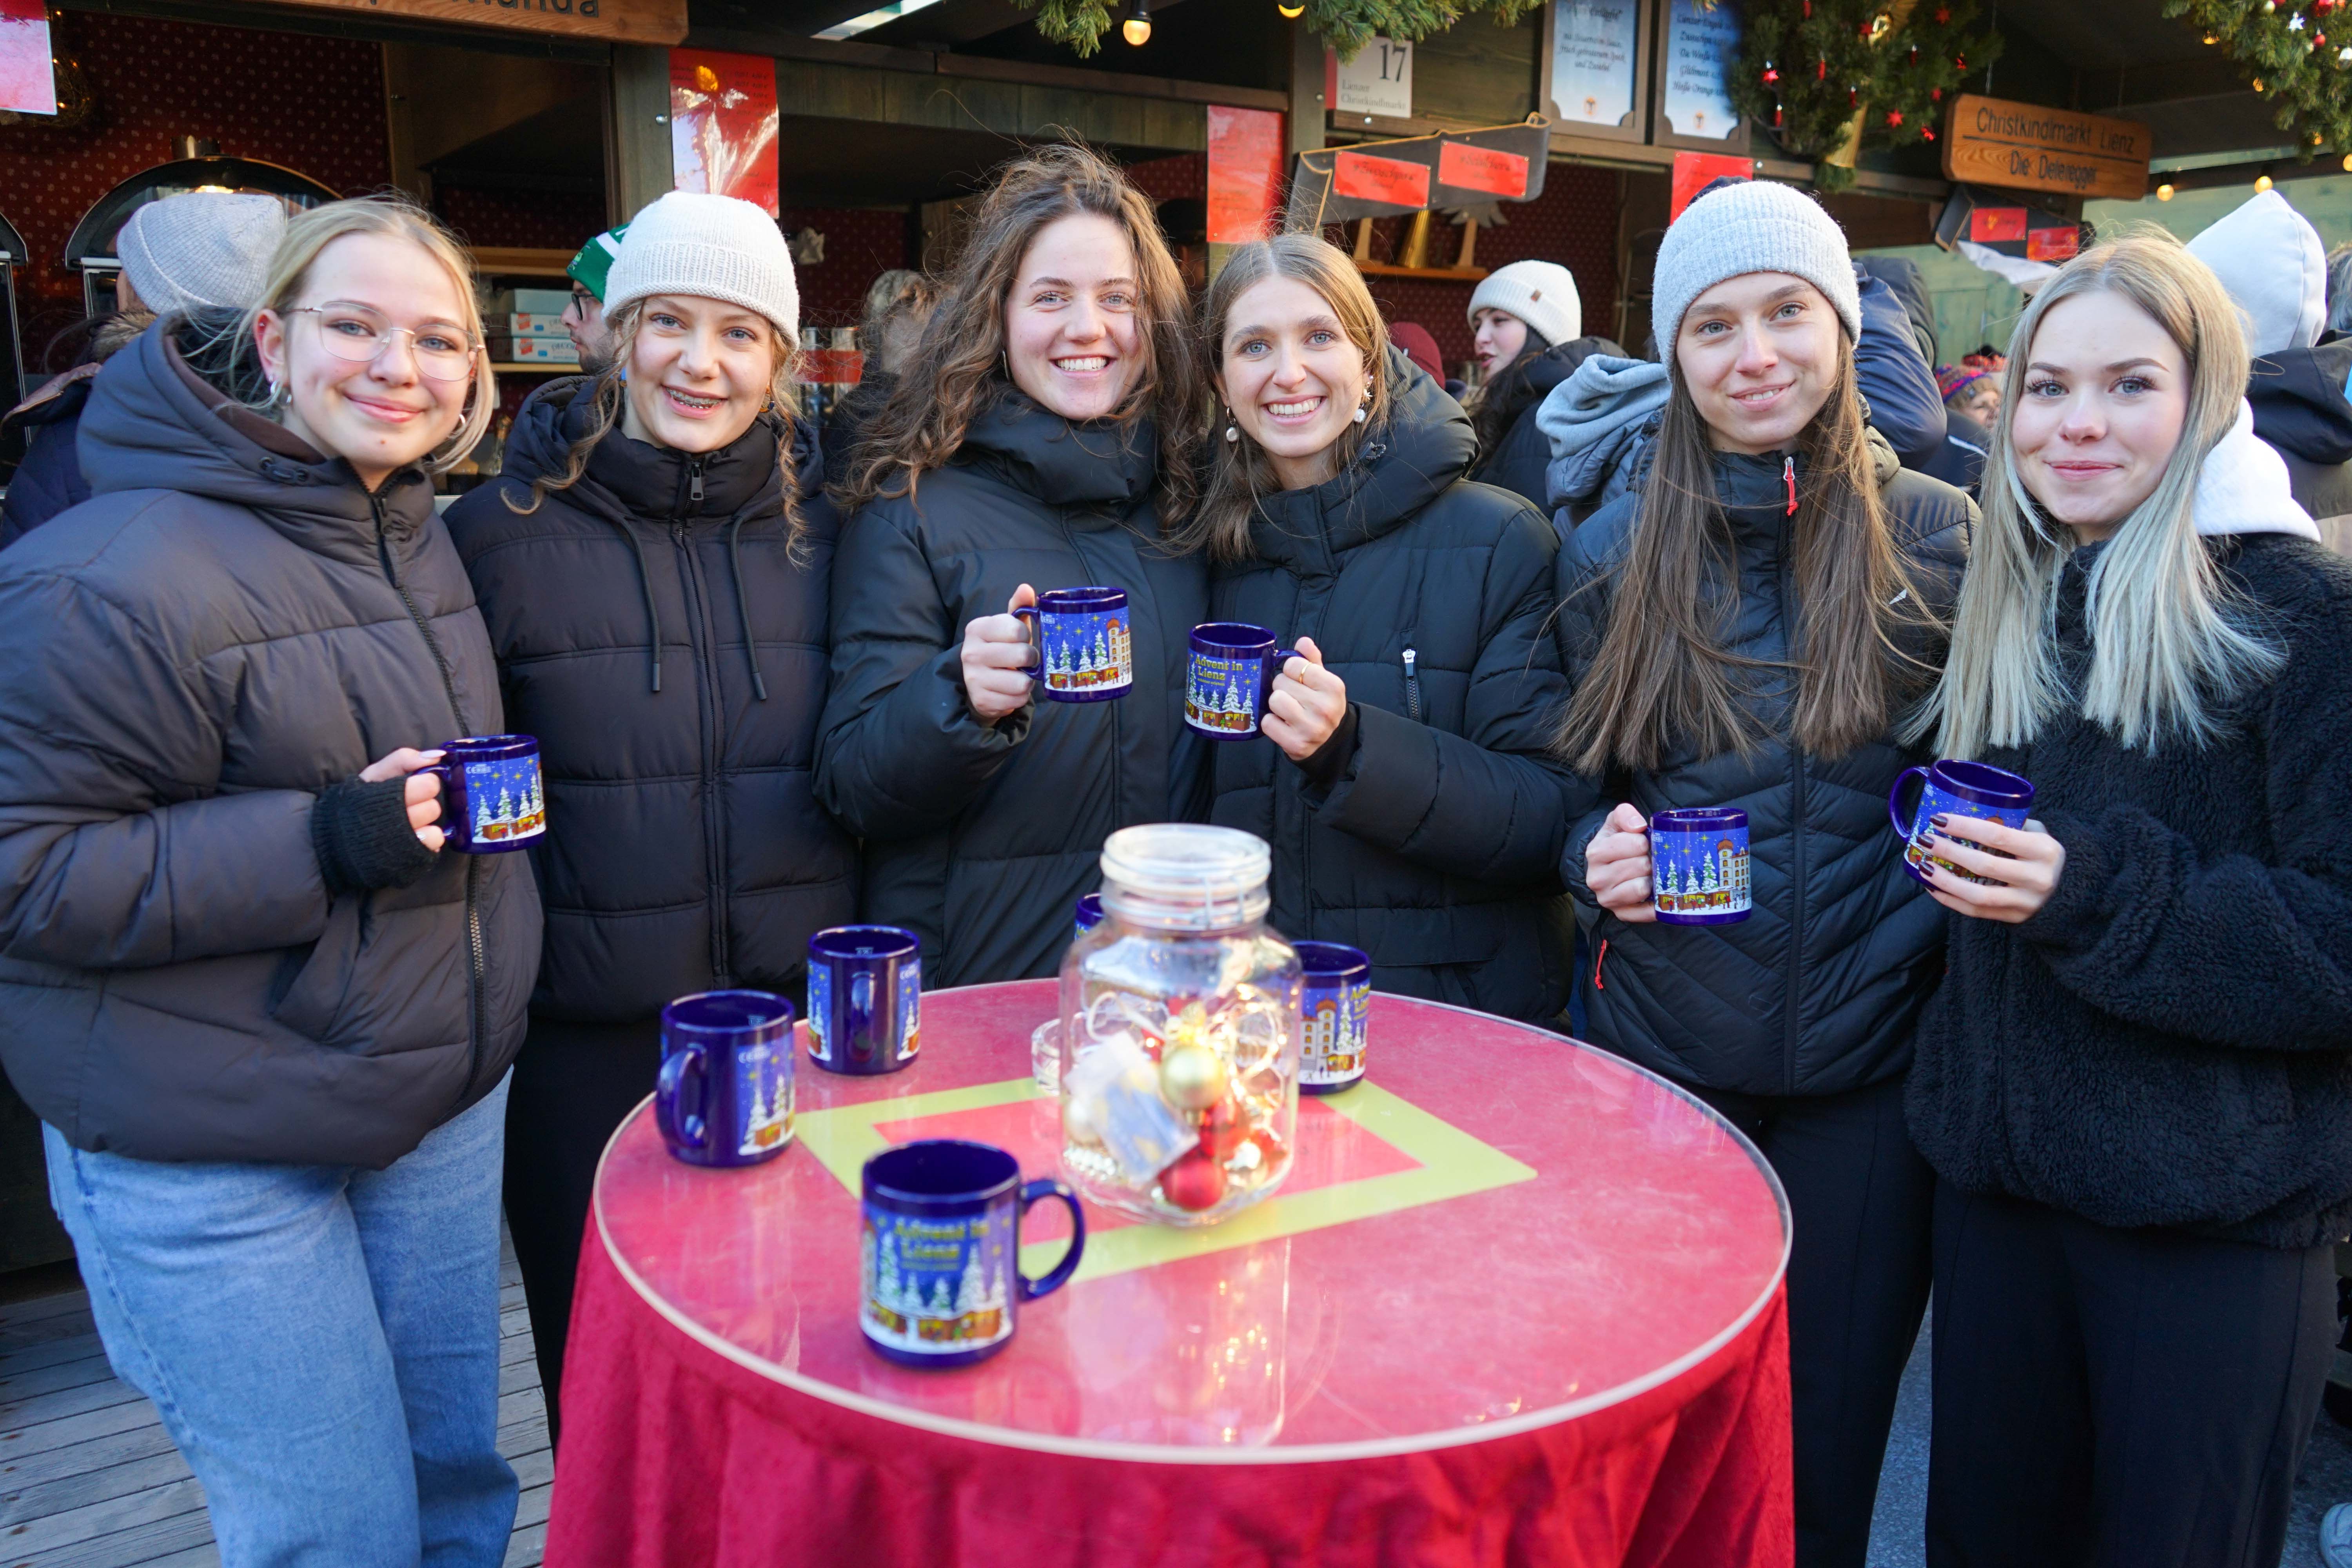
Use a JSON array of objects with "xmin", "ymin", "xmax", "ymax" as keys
[
  {"xmin": 2256, "ymin": 172, "xmax": 2276, "ymax": 192},
  {"xmin": 1277, "ymin": 1, "xmax": 1303, "ymax": 15},
  {"xmin": 2156, "ymin": 182, "xmax": 2175, "ymax": 200},
  {"xmin": 1122, "ymin": 0, "xmax": 1150, "ymax": 45}
]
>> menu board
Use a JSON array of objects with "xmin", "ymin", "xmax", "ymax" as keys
[
  {"xmin": 1655, "ymin": 0, "xmax": 1743, "ymax": 146},
  {"xmin": 1547, "ymin": 1, "xmax": 1642, "ymax": 133}
]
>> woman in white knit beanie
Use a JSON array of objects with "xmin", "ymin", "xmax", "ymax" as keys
[
  {"xmin": 1553, "ymin": 177, "xmax": 1978, "ymax": 1568},
  {"xmin": 442, "ymin": 191, "xmax": 855, "ymax": 1433},
  {"xmin": 1462, "ymin": 259, "xmax": 1616, "ymax": 509}
]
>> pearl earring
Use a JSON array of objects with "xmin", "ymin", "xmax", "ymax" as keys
[
  {"xmin": 1223, "ymin": 406, "xmax": 1239, "ymax": 443},
  {"xmin": 1351, "ymin": 396, "xmax": 1369, "ymax": 425}
]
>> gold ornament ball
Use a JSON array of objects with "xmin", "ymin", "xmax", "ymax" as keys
[{"xmin": 1159, "ymin": 1044, "xmax": 1229, "ymax": 1110}]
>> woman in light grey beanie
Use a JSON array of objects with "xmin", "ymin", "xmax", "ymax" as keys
[
  {"xmin": 116, "ymin": 191, "xmax": 287, "ymax": 318},
  {"xmin": 1551, "ymin": 176, "xmax": 1977, "ymax": 1568}
]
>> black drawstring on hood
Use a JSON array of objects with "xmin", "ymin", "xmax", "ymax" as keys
[{"xmin": 728, "ymin": 514, "xmax": 768, "ymax": 701}]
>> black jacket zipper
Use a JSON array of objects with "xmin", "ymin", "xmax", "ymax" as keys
[
  {"xmin": 673, "ymin": 455, "xmax": 731, "ymax": 985},
  {"xmin": 371, "ymin": 491, "xmax": 488, "ymax": 1098},
  {"xmin": 1402, "ymin": 648, "xmax": 1421, "ymax": 723}
]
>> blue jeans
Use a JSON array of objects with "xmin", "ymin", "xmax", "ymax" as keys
[{"xmin": 44, "ymin": 1076, "xmax": 517, "ymax": 1568}]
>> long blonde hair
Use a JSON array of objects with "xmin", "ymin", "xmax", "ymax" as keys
[
  {"xmin": 1176, "ymin": 233, "xmax": 1394, "ymax": 563},
  {"xmin": 1910, "ymin": 232, "xmax": 2280, "ymax": 758},
  {"xmin": 238, "ymin": 197, "xmax": 495, "ymax": 474}
]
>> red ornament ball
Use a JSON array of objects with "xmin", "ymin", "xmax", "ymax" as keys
[
  {"xmin": 1198, "ymin": 1096, "xmax": 1248, "ymax": 1160},
  {"xmin": 1931, "ymin": 87, "xmax": 1943, "ymax": 100},
  {"xmin": 1817, "ymin": 57, "xmax": 1828, "ymax": 79},
  {"xmin": 1161, "ymin": 1149, "xmax": 1227, "ymax": 1211},
  {"xmin": 1934, "ymin": 4, "xmax": 1950, "ymax": 19},
  {"xmin": 1924, "ymin": 127, "xmax": 1937, "ymax": 141}
]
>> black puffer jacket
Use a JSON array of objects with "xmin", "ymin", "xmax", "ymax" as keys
[
  {"xmin": 2248, "ymin": 338, "xmax": 2352, "ymax": 551},
  {"xmin": 1558, "ymin": 442, "xmax": 1972, "ymax": 1095},
  {"xmin": 817, "ymin": 391, "xmax": 1209, "ymax": 986},
  {"xmin": 1211, "ymin": 357, "xmax": 1577, "ymax": 1022},
  {"xmin": 0, "ymin": 319, "xmax": 539, "ymax": 1165},
  {"xmin": 1909, "ymin": 537, "xmax": 2352, "ymax": 1249},
  {"xmin": 0, "ymin": 365, "xmax": 99, "ymax": 547},
  {"xmin": 445, "ymin": 380, "xmax": 853, "ymax": 1021},
  {"xmin": 1470, "ymin": 336, "xmax": 1621, "ymax": 510}
]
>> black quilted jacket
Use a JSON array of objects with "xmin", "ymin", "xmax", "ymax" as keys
[{"xmin": 1557, "ymin": 441, "xmax": 1973, "ymax": 1094}]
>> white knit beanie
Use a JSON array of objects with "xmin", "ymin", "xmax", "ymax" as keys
[
  {"xmin": 116, "ymin": 192, "xmax": 285, "ymax": 316},
  {"xmin": 1650, "ymin": 181, "xmax": 1860, "ymax": 380},
  {"xmin": 603, "ymin": 191, "xmax": 799, "ymax": 343},
  {"xmin": 1468, "ymin": 260, "xmax": 1581, "ymax": 348}
]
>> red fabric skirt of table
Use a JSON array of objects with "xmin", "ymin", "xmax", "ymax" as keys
[{"xmin": 546, "ymin": 1238, "xmax": 1794, "ymax": 1568}]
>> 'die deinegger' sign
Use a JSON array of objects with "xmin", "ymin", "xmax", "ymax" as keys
[
  {"xmin": 1940, "ymin": 93, "xmax": 2151, "ymax": 203},
  {"xmin": 244, "ymin": 0, "xmax": 686, "ymax": 45}
]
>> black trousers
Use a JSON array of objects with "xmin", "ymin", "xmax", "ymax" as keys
[
  {"xmin": 1694, "ymin": 1074, "xmax": 1936, "ymax": 1568},
  {"xmin": 502, "ymin": 1015, "xmax": 665, "ymax": 1448},
  {"xmin": 1926, "ymin": 1181, "xmax": 2335, "ymax": 1568}
]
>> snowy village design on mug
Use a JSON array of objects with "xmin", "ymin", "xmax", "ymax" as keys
[
  {"xmin": 426, "ymin": 735, "xmax": 545, "ymax": 854},
  {"xmin": 1651, "ymin": 808, "xmax": 1751, "ymax": 925},
  {"xmin": 860, "ymin": 1140, "xmax": 1086, "ymax": 1368},
  {"xmin": 1296, "ymin": 941, "xmax": 1371, "ymax": 1093},
  {"xmin": 653, "ymin": 991, "xmax": 795, "ymax": 1168},
  {"xmin": 1186, "ymin": 622, "xmax": 1280, "ymax": 740},
  {"xmin": 1889, "ymin": 759, "xmax": 2035, "ymax": 888},
  {"xmin": 1017, "ymin": 587, "xmax": 1132, "ymax": 702},
  {"xmin": 807, "ymin": 926, "xmax": 922, "ymax": 1074}
]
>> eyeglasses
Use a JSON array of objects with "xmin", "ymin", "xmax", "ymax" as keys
[
  {"xmin": 287, "ymin": 306, "xmax": 479, "ymax": 382},
  {"xmin": 569, "ymin": 287, "xmax": 597, "ymax": 310}
]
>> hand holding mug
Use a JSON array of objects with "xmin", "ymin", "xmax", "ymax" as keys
[
  {"xmin": 1263, "ymin": 637, "xmax": 1347, "ymax": 761},
  {"xmin": 1585, "ymin": 802, "xmax": 1656, "ymax": 924},
  {"xmin": 1923, "ymin": 815, "xmax": 2066, "ymax": 923},
  {"xmin": 961, "ymin": 584, "xmax": 1038, "ymax": 725},
  {"xmin": 359, "ymin": 747, "xmax": 446, "ymax": 853}
]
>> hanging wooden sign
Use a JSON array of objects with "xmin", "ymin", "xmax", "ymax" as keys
[
  {"xmin": 238, "ymin": 0, "xmax": 687, "ymax": 47},
  {"xmin": 1940, "ymin": 94, "xmax": 2151, "ymax": 201}
]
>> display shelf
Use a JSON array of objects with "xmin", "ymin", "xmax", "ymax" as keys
[
  {"xmin": 468, "ymin": 246, "xmax": 573, "ymax": 278},
  {"xmin": 490, "ymin": 361, "xmax": 578, "ymax": 375}
]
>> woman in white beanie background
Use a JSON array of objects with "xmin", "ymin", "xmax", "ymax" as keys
[
  {"xmin": 1553, "ymin": 178, "xmax": 1976, "ymax": 1568},
  {"xmin": 443, "ymin": 191, "xmax": 854, "ymax": 1434},
  {"xmin": 0, "ymin": 190, "xmax": 284, "ymax": 544},
  {"xmin": 1461, "ymin": 258, "xmax": 1621, "ymax": 510}
]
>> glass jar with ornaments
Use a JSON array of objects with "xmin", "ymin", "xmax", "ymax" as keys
[{"xmin": 1058, "ymin": 825, "xmax": 1301, "ymax": 1227}]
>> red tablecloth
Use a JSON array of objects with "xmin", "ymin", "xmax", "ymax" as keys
[{"xmin": 549, "ymin": 982, "xmax": 1794, "ymax": 1568}]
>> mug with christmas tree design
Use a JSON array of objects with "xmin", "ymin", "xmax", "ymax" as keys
[
  {"xmin": 1651, "ymin": 807, "xmax": 1751, "ymax": 925},
  {"xmin": 422, "ymin": 734, "xmax": 545, "ymax": 853},
  {"xmin": 1185, "ymin": 622, "xmax": 1282, "ymax": 740},
  {"xmin": 655, "ymin": 989, "xmax": 796, "ymax": 1168},
  {"xmin": 1017, "ymin": 586, "xmax": 1132, "ymax": 702}
]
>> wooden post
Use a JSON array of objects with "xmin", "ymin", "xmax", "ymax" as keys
[
  {"xmin": 1353, "ymin": 219, "xmax": 1374, "ymax": 261},
  {"xmin": 606, "ymin": 45, "xmax": 673, "ymax": 227}
]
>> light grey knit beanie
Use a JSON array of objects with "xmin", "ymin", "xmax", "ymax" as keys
[
  {"xmin": 116, "ymin": 192, "xmax": 286, "ymax": 316},
  {"xmin": 603, "ymin": 191, "xmax": 799, "ymax": 343},
  {"xmin": 1650, "ymin": 180, "xmax": 1860, "ymax": 379}
]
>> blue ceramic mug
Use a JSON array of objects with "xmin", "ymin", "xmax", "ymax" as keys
[
  {"xmin": 1186, "ymin": 623, "xmax": 1281, "ymax": 740},
  {"xmin": 1651, "ymin": 807, "xmax": 1751, "ymax": 925},
  {"xmin": 1889, "ymin": 759, "xmax": 2035, "ymax": 887},
  {"xmin": 1296, "ymin": 941, "xmax": 1371, "ymax": 1094},
  {"xmin": 861, "ymin": 1139, "xmax": 1085, "ymax": 1368},
  {"xmin": 807, "ymin": 925, "xmax": 921, "ymax": 1074},
  {"xmin": 424, "ymin": 735, "xmax": 545, "ymax": 854},
  {"xmin": 1016, "ymin": 587, "xmax": 1131, "ymax": 702},
  {"xmin": 1073, "ymin": 893, "xmax": 1105, "ymax": 939},
  {"xmin": 655, "ymin": 989, "xmax": 795, "ymax": 1167}
]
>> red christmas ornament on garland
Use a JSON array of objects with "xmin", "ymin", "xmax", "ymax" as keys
[
  {"xmin": 1731, "ymin": 0, "xmax": 2003, "ymax": 184},
  {"xmin": 1887, "ymin": 109, "xmax": 1904, "ymax": 125}
]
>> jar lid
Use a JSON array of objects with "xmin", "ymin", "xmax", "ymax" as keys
[{"xmin": 1100, "ymin": 824, "xmax": 1270, "ymax": 926}]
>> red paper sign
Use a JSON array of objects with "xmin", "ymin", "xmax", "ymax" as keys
[
  {"xmin": 1437, "ymin": 142, "xmax": 1529, "ymax": 199},
  {"xmin": 1206, "ymin": 105, "xmax": 1285, "ymax": 245},
  {"xmin": 1969, "ymin": 206, "xmax": 2029, "ymax": 243},
  {"xmin": 796, "ymin": 348, "xmax": 864, "ymax": 385},
  {"xmin": 0, "ymin": 0, "xmax": 56, "ymax": 117},
  {"xmin": 670, "ymin": 49, "xmax": 780, "ymax": 217},
  {"xmin": 1669, "ymin": 152, "xmax": 1755, "ymax": 221},
  {"xmin": 2024, "ymin": 225, "xmax": 2081, "ymax": 262},
  {"xmin": 1331, "ymin": 151, "xmax": 1431, "ymax": 210}
]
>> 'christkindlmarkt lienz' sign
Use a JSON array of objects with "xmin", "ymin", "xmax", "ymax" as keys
[
  {"xmin": 1940, "ymin": 93, "xmax": 2151, "ymax": 201},
  {"xmin": 240, "ymin": 0, "xmax": 686, "ymax": 45}
]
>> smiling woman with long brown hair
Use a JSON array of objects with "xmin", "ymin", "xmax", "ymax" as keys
[
  {"xmin": 1553, "ymin": 180, "xmax": 1973, "ymax": 1568},
  {"xmin": 818, "ymin": 143, "xmax": 1209, "ymax": 985}
]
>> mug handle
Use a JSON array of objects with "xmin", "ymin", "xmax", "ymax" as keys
[
  {"xmin": 1016, "ymin": 1177, "xmax": 1087, "ymax": 1300},
  {"xmin": 421, "ymin": 756, "xmax": 459, "ymax": 850},
  {"xmin": 1889, "ymin": 765, "xmax": 1927, "ymax": 839},
  {"xmin": 1013, "ymin": 604, "xmax": 1042, "ymax": 684},
  {"xmin": 656, "ymin": 1044, "xmax": 710, "ymax": 1151}
]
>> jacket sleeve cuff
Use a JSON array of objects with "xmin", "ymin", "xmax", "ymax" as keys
[
  {"xmin": 1313, "ymin": 701, "xmax": 1437, "ymax": 839},
  {"xmin": 2014, "ymin": 808, "xmax": 2112, "ymax": 952},
  {"xmin": 1292, "ymin": 703, "xmax": 1361, "ymax": 802}
]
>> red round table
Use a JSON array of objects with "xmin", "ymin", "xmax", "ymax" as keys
[{"xmin": 548, "ymin": 982, "xmax": 1793, "ymax": 1568}]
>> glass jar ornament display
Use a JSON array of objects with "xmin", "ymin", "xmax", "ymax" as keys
[{"xmin": 1058, "ymin": 825, "xmax": 1302, "ymax": 1227}]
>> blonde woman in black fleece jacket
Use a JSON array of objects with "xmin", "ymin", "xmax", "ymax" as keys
[{"xmin": 1904, "ymin": 234, "xmax": 2352, "ymax": 1566}]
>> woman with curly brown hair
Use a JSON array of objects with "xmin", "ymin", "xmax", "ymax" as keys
[{"xmin": 819, "ymin": 143, "xmax": 1209, "ymax": 984}]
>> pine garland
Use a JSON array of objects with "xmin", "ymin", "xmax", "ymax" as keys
[
  {"xmin": 2163, "ymin": 0, "xmax": 2352, "ymax": 156},
  {"xmin": 1014, "ymin": 0, "xmax": 1539, "ymax": 60},
  {"xmin": 1728, "ymin": 0, "xmax": 2001, "ymax": 188}
]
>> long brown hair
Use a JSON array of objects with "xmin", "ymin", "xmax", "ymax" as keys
[
  {"xmin": 501, "ymin": 298, "xmax": 809, "ymax": 560},
  {"xmin": 1176, "ymin": 232, "xmax": 1394, "ymax": 562},
  {"xmin": 831, "ymin": 142, "xmax": 1199, "ymax": 526},
  {"xmin": 1555, "ymin": 344, "xmax": 1937, "ymax": 773}
]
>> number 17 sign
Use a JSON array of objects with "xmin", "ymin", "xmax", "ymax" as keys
[{"xmin": 1327, "ymin": 38, "xmax": 1412, "ymax": 120}]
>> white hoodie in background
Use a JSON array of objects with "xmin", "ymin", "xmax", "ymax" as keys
[{"xmin": 2186, "ymin": 190, "xmax": 2325, "ymax": 358}]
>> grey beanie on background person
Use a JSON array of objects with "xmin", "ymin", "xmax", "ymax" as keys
[
  {"xmin": 1648, "ymin": 180, "xmax": 1861, "ymax": 378},
  {"xmin": 115, "ymin": 192, "xmax": 288, "ymax": 317}
]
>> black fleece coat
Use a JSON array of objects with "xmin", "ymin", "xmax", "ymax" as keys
[
  {"xmin": 0, "ymin": 319, "xmax": 539, "ymax": 1165},
  {"xmin": 2248, "ymin": 338, "xmax": 2352, "ymax": 548},
  {"xmin": 816, "ymin": 391, "xmax": 1209, "ymax": 987},
  {"xmin": 1210, "ymin": 358, "xmax": 1578, "ymax": 1024},
  {"xmin": 1469, "ymin": 336, "xmax": 1621, "ymax": 511},
  {"xmin": 444, "ymin": 379, "xmax": 854, "ymax": 1021},
  {"xmin": 1559, "ymin": 444, "xmax": 1973, "ymax": 1095},
  {"xmin": 1907, "ymin": 536, "xmax": 2352, "ymax": 1250}
]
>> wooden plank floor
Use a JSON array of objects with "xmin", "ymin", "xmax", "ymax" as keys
[{"xmin": 0, "ymin": 1234, "xmax": 549, "ymax": 1568}]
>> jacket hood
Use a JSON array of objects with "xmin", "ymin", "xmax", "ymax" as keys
[
  {"xmin": 2189, "ymin": 191, "xmax": 2325, "ymax": 357},
  {"xmin": 78, "ymin": 315, "xmax": 435, "ymax": 563},
  {"xmin": 2246, "ymin": 338, "xmax": 2352, "ymax": 465},
  {"xmin": 504, "ymin": 374, "xmax": 789, "ymax": 525},
  {"xmin": 1486, "ymin": 336, "xmax": 1624, "ymax": 422},
  {"xmin": 958, "ymin": 385, "xmax": 1160, "ymax": 510},
  {"xmin": 1854, "ymin": 256, "xmax": 1938, "ymax": 363},
  {"xmin": 2197, "ymin": 399, "xmax": 2320, "ymax": 541},
  {"xmin": 1247, "ymin": 347, "xmax": 1474, "ymax": 573},
  {"xmin": 1537, "ymin": 353, "xmax": 1670, "ymax": 509}
]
